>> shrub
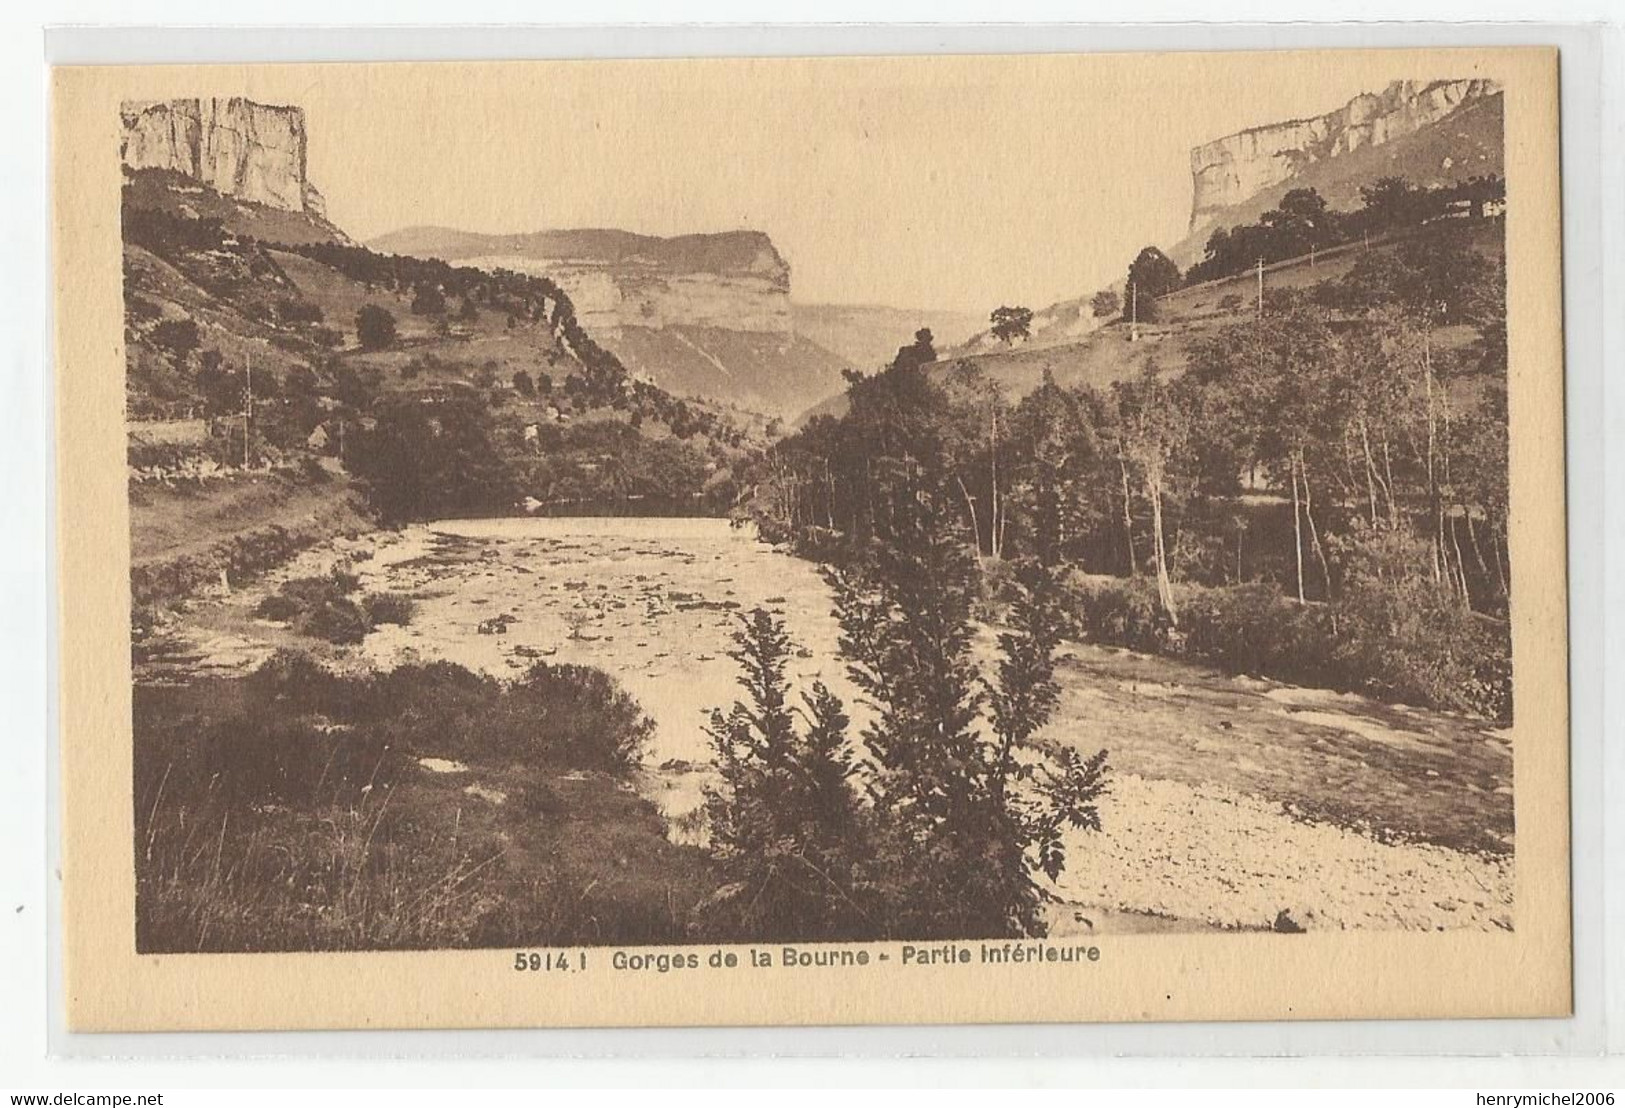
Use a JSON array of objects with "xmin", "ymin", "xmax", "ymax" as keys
[
  {"xmin": 256, "ymin": 572, "xmax": 373, "ymax": 643},
  {"xmin": 1178, "ymin": 581, "xmax": 1335, "ymax": 680},
  {"xmin": 134, "ymin": 651, "xmax": 691, "ymax": 952},
  {"xmin": 297, "ymin": 597, "xmax": 371, "ymax": 644},
  {"xmin": 1059, "ymin": 573, "xmax": 1170, "ymax": 653},
  {"xmin": 253, "ymin": 593, "xmax": 303, "ymax": 622},
  {"xmin": 356, "ymin": 304, "xmax": 397, "ymax": 350},
  {"xmin": 362, "ymin": 592, "xmax": 416, "ymax": 625}
]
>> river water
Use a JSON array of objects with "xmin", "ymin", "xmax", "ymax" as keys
[{"xmin": 150, "ymin": 515, "xmax": 1516, "ymax": 932}]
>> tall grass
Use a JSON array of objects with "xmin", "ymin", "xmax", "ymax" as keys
[{"xmin": 134, "ymin": 651, "xmax": 707, "ymax": 952}]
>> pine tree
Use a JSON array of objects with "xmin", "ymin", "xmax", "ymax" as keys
[{"xmin": 699, "ymin": 608, "xmax": 871, "ymax": 941}]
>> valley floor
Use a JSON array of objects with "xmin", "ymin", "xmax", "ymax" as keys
[{"xmin": 138, "ymin": 516, "xmax": 1513, "ymax": 937}]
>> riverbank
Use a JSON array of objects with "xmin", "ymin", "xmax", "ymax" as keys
[
  {"xmin": 130, "ymin": 468, "xmax": 375, "ymax": 608},
  {"xmin": 137, "ymin": 515, "xmax": 1514, "ymax": 935}
]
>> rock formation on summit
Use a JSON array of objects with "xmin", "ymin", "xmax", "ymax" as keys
[
  {"xmin": 121, "ymin": 97, "xmax": 329, "ymax": 218},
  {"xmin": 1187, "ymin": 79, "xmax": 1500, "ymax": 240}
]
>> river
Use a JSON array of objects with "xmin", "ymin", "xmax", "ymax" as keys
[{"xmin": 144, "ymin": 515, "xmax": 1515, "ymax": 933}]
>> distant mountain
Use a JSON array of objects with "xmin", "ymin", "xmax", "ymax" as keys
[
  {"xmin": 790, "ymin": 303, "xmax": 984, "ymax": 372},
  {"xmin": 368, "ymin": 225, "xmax": 853, "ymax": 417}
]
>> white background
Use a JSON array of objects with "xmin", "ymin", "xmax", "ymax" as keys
[{"xmin": 3, "ymin": 4, "xmax": 1621, "ymax": 1090}]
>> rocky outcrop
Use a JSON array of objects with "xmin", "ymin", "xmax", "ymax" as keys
[
  {"xmin": 121, "ymin": 98, "xmax": 329, "ymax": 218},
  {"xmin": 369, "ymin": 226, "xmax": 793, "ymax": 337},
  {"xmin": 1189, "ymin": 79, "xmax": 1500, "ymax": 232}
]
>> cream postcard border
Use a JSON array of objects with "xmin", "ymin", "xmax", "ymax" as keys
[{"xmin": 51, "ymin": 47, "xmax": 1570, "ymax": 1032}]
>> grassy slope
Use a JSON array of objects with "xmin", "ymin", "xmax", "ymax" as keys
[
  {"xmin": 796, "ymin": 221, "xmax": 1502, "ymax": 426},
  {"xmin": 124, "ymin": 167, "xmax": 350, "ymax": 247},
  {"xmin": 129, "ymin": 472, "xmax": 375, "ymax": 607}
]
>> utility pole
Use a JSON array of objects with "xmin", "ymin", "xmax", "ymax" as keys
[
  {"xmin": 1129, "ymin": 281, "xmax": 1139, "ymax": 343},
  {"xmin": 1256, "ymin": 256, "xmax": 1264, "ymax": 319},
  {"xmin": 243, "ymin": 350, "xmax": 253, "ymax": 469}
]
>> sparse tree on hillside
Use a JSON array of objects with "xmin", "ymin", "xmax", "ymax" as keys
[
  {"xmin": 1090, "ymin": 290, "xmax": 1121, "ymax": 319},
  {"xmin": 356, "ymin": 304, "xmax": 397, "ymax": 351},
  {"xmin": 990, "ymin": 305, "xmax": 1034, "ymax": 345},
  {"xmin": 513, "ymin": 369, "xmax": 535, "ymax": 396},
  {"xmin": 149, "ymin": 319, "xmax": 200, "ymax": 365},
  {"xmin": 1123, "ymin": 247, "xmax": 1182, "ymax": 324},
  {"xmin": 891, "ymin": 328, "xmax": 937, "ymax": 372},
  {"xmin": 411, "ymin": 284, "xmax": 447, "ymax": 317}
]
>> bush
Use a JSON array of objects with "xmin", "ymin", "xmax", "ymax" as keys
[
  {"xmin": 253, "ymin": 592, "xmax": 304, "ymax": 622},
  {"xmin": 134, "ymin": 651, "xmax": 704, "ymax": 952},
  {"xmin": 1057, "ymin": 566, "xmax": 1510, "ymax": 721},
  {"xmin": 255, "ymin": 571, "xmax": 373, "ymax": 643},
  {"xmin": 1059, "ymin": 573, "xmax": 1170, "ymax": 653},
  {"xmin": 362, "ymin": 592, "xmax": 416, "ymax": 625},
  {"xmin": 1178, "ymin": 581, "xmax": 1335, "ymax": 681},
  {"xmin": 297, "ymin": 596, "xmax": 371, "ymax": 644}
]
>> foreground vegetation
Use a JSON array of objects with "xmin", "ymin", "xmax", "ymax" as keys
[{"xmin": 135, "ymin": 651, "xmax": 713, "ymax": 952}]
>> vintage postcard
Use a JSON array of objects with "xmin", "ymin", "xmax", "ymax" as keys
[{"xmin": 52, "ymin": 46, "xmax": 1569, "ymax": 1031}]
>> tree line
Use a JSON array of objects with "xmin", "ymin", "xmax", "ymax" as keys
[
  {"xmin": 1185, "ymin": 175, "xmax": 1505, "ymax": 286},
  {"xmin": 747, "ymin": 219, "xmax": 1511, "ymax": 720}
]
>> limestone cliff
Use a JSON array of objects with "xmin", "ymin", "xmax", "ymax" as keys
[
  {"xmin": 368, "ymin": 225, "xmax": 849, "ymax": 416},
  {"xmin": 368, "ymin": 226, "xmax": 793, "ymax": 337},
  {"xmin": 121, "ymin": 98, "xmax": 329, "ymax": 218},
  {"xmin": 1189, "ymin": 79, "xmax": 1500, "ymax": 235}
]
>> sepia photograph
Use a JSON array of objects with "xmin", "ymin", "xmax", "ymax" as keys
[{"xmin": 50, "ymin": 46, "xmax": 1571, "ymax": 1029}]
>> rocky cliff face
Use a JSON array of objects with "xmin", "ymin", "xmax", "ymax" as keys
[
  {"xmin": 368, "ymin": 225, "xmax": 847, "ymax": 416},
  {"xmin": 369, "ymin": 226, "xmax": 793, "ymax": 337},
  {"xmin": 1189, "ymin": 79, "xmax": 1500, "ymax": 232},
  {"xmin": 121, "ymin": 98, "xmax": 329, "ymax": 218}
]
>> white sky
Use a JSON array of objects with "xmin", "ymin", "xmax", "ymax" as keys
[{"xmin": 293, "ymin": 54, "xmax": 1459, "ymax": 315}]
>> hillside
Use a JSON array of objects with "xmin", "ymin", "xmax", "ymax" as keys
[
  {"xmin": 123, "ymin": 166, "xmax": 350, "ymax": 248},
  {"xmin": 1170, "ymin": 88, "xmax": 1503, "ymax": 266},
  {"xmin": 367, "ymin": 224, "xmax": 860, "ymax": 417},
  {"xmin": 124, "ymin": 186, "xmax": 772, "ymax": 604},
  {"xmin": 798, "ymin": 220, "xmax": 1503, "ymax": 426},
  {"xmin": 944, "ymin": 80, "xmax": 1504, "ymax": 360}
]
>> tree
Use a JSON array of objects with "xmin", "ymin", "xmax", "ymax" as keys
[
  {"xmin": 828, "ymin": 534, "xmax": 1109, "ymax": 938},
  {"xmin": 1261, "ymin": 187, "xmax": 1337, "ymax": 257},
  {"xmin": 1113, "ymin": 363, "xmax": 1192, "ymax": 625},
  {"xmin": 891, "ymin": 328, "xmax": 937, "ymax": 372},
  {"xmin": 411, "ymin": 284, "xmax": 447, "ymax": 316},
  {"xmin": 347, "ymin": 393, "xmax": 514, "ymax": 522},
  {"xmin": 458, "ymin": 296, "xmax": 479, "ymax": 323},
  {"xmin": 1358, "ymin": 176, "xmax": 1421, "ymax": 234},
  {"xmin": 1090, "ymin": 289, "xmax": 1121, "ymax": 319},
  {"xmin": 699, "ymin": 609, "xmax": 870, "ymax": 940},
  {"xmin": 1007, "ymin": 371, "xmax": 1103, "ymax": 566},
  {"xmin": 512, "ymin": 369, "xmax": 535, "ymax": 396},
  {"xmin": 990, "ymin": 305, "xmax": 1034, "ymax": 345},
  {"xmin": 1124, "ymin": 246, "xmax": 1182, "ymax": 322},
  {"xmin": 356, "ymin": 304, "xmax": 397, "ymax": 350},
  {"xmin": 148, "ymin": 319, "xmax": 200, "ymax": 364}
]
